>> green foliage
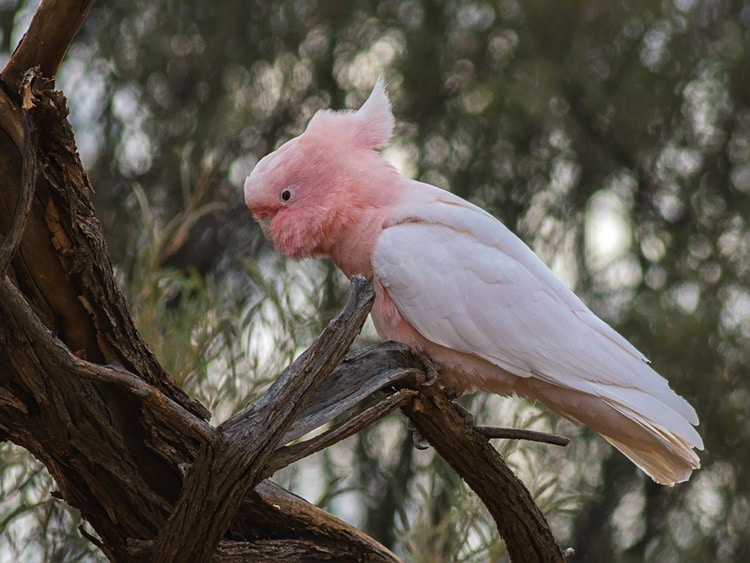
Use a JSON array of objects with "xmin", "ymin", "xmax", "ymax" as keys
[{"xmin": 0, "ymin": 443, "xmax": 105, "ymax": 562}]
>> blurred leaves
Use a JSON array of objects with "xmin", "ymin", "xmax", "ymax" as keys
[{"xmin": 0, "ymin": 443, "xmax": 103, "ymax": 562}]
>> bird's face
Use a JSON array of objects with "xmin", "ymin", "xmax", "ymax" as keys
[
  {"xmin": 244, "ymin": 130, "xmax": 345, "ymax": 259},
  {"xmin": 244, "ymin": 80, "xmax": 396, "ymax": 259},
  {"xmin": 243, "ymin": 137, "xmax": 297, "ymax": 238}
]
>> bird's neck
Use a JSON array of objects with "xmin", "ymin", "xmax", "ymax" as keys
[
  {"xmin": 323, "ymin": 173, "xmax": 401, "ymax": 278},
  {"xmin": 325, "ymin": 213, "xmax": 381, "ymax": 278}
]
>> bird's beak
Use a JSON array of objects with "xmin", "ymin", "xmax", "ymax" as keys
[{"xmin": 255, "ymin": 216, "xmax": 272, "ymax": 240}]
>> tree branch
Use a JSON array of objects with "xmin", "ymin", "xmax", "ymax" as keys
[
  {"xmin": 476, "ymin": 426, "xmax": 570, "ymax": 448},
  {"xmin": 149, "ymin": 276, "xmax": 376, "ymax": 562},
  {"xmin": 283, "ymin": 342, "xmax": 426, "ymax": 443},
  {"xmin": 0, "ymin": 93, "xmax": 35, "ymax": 275},
  {"xmin": 0, "ymin": 277, "xmax": 216, "ymax": 444},
  {"xmin": 1, "ymin": 0, "xmax": 93, "ymax": 89},
  {"xmin": 132, "ymin": 478, "xmax": 401, "ymax": 562},
  {"xmin": 403, "ymin": 384, "xmax": 565, "ymax": 562},
  {"xmin": 266, "ymin": 388, "xmax": 418, "ymax": 476}
]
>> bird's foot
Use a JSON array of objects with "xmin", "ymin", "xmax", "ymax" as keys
[
  {"xmin": 406, "ymin": 418, "xmax": 430, "ymax": 450},
  {"xmin": 415, "ymin": 351, "xmax": 439, "ymax": 387},
  {"xmin": 450, "ymin": 398, "xmax": 474, "ymax": 428}
]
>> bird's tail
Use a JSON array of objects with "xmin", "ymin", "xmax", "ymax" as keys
[{"xmin": 522, "ymin": 380, "xmax": 703, "ymax": 485}]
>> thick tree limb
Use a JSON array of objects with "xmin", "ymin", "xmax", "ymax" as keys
[
  {"xmin": 1, "ymin": 0, "xmax": 93, "ymax": 89},
  {"xmin": 130, "ymin": 479, "xmax": 401, "ymax": 562},
  {"xmin": 0, "ymin": 95, "xmax": 35, "ymax": 275},
  {"xmin": 232, "ymin": 479, "xmax": 401, "ymax": 562},
  {"xmin": 403, "ymin": 385, "xmax": 566, "ymax": 562},
  {"xmin": 0, "ymin": 278, "xmax": 216, "ymax": 445},
  {"xmin": 129, "ymin": 537, "xmax": 386, "ymax": 562}
]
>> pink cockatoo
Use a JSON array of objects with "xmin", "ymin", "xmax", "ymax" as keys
[{"xmin": 244, "ymin": 79, "xmax": 702, "ymax": 485}]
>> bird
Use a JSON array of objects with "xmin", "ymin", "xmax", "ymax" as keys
[{"xmin": 243, "ymin": 79, "xmax": 703, "ymax": 485}]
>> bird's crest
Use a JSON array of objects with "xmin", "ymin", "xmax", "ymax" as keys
[
  {"xmin": 307, "ymin": 78, "xmax": 395, "ymax": 151},
  {"xmin": 353, "ymin": 77, "xmax": 395, "ymax": 149}
]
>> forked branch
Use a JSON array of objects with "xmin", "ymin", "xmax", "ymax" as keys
[{"xmin": 149, "ymin": 277, "xmax": 376, "ymax": 562}]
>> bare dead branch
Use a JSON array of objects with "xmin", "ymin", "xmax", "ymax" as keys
[
  {"xmin": 238, "ymin": 480, "xmax": 401, "ymax": 562},
  {"xmin": 475, "ymin": 426, "xmax": 571, "ymax": 447},
  {"xmin": 284, "ymin": 347, "xmax": 425, "ymax": 443},
  {"xmin": 130, "ymin": 536, "xmax": 397, "ymax": 562},
  {"xmin": 1, "ymin": 0, "xmax": 93, "ymax": 89},
  {"xmin": 129, "ymin": 537, "xmax": 348, "ymax": 561},
  {"xmin": 403, "ymin": 384, "xmax": 565, "ymax": 562},
  {"xmin": 267, "ymin": 388, "xmax": 418, "ymax": 476},
  {"xmin": 149, "ymin": 276, "xmax": 376, "ymax": 562}
]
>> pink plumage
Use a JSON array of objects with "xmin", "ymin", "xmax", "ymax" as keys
[{"xmin": 244, "ymin": 79, "xmax": 703, "ymax": 485}]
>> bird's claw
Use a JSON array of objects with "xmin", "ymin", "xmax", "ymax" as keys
[
  {"xmin": 415, "ymin": 351, "xmax": 440, "ymax": 387},
  {"xmin": 423, "ymin": 372, "xmax": 439, "ymax": 387},
  {"xmin": 450, "ymin": 399, "xmax": 475, "ymax": 427},
  {"xmin": 414, "ymin": 352, "xmax": 474, "ymax": 427},
  {"xmin": 406, "ymin": 418, "xmax": 431, "ymax": 450}
]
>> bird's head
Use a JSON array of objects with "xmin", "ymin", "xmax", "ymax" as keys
[{"xmin": 243, "ymin": 79, "xmax": 396, "ymax": 258}]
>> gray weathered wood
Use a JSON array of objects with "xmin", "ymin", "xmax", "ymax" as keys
[
  {"xmin": 268, "ymin": 388, "xmax": 419, "ymax": 476},
  {"xmin": 283, "ymin": 342, "xmax": 426, "ymax": 443},
  {"xmin": 149, "ymin": 277, "xmax": 376, "ymax": 562}
]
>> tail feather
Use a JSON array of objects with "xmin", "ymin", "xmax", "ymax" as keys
[
  {"xmin": 522, "ymin": 380, "xmax": 702, "ymax": 485},
  {"xmin": 591, "ymin": 384, "xmax": 704, "ymax": 449},
  {"xmin": 602, "ymin": 434, "xmax": 699, "ymax": 485},
  {"xmin": 601, "ymin": 396, "xmax": 701, "ymax": 484}
]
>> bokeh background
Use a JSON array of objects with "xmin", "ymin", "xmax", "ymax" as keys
[{"xmin": 1, "ymin": 0, "xmax": 749, "ymax": 561}]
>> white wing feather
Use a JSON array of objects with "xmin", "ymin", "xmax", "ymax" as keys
[{"xmin": 372, "ymin": 184, "xmax": 702, "ymax": 483}]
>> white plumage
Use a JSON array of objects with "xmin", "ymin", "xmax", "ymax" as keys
[{"xmin": 373, "ymin": 183, "xmax": 703, "ymax": 485}]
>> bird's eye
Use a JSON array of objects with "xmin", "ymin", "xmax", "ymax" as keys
[{"xmin": 280, "ymin": 188, "xmax": 292, "ymax": 203}]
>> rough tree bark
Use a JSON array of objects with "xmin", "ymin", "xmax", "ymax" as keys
[{"xmin": 0, "ymin": 1, "xmax": 565, "ymax": 561}]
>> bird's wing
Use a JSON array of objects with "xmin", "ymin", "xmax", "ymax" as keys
[{"xmin": 373, "ymin": 189, "xmax": 701, "ymax": 447}]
